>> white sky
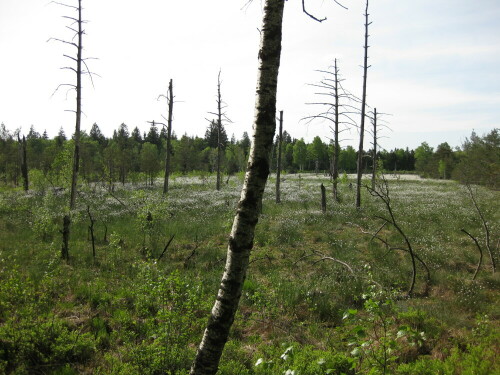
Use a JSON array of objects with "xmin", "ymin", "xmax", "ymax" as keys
[{"xmin": 1, "ymin": 0, "xmax": 499, "ymax": 150}]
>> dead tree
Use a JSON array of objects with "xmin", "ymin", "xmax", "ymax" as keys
[
  {"xmin": 208, "ymin": 70, "xmax": 232, "ymax": 191},
  {"xmin": 17, "ymin": 134, "xmax": 28, "ymax": 191},
  {"xmin": 302, "ymin": 58, "xmax": 359, "ymax": 202},
  {"xmin": 190, "ymin": 2, "xmax": 346, "ymax": 374},
  {"xmin": 276, "ymin": 110, "xmax": 283, "ymax": 203},
  {"xmin": 356, "ymin": 0, "xmax": 371, "ymax": 209},
  {"xmin": 87, "ymin": 205, "xmax": 96, "ymax": 261},
  {"xmin": 156, "ymin": 79, "xmax": 175, "ymax": 194},
  {"xmin": 49, "ymin": 0, "xmax": 96, "ymax": 261},
  {"xmin": 320, "ymin": 183, "xmax": 327, "ymax": 213},
  {"xmin": 366, "ymin": 108, "xmax": 391, "ymax": 189}
]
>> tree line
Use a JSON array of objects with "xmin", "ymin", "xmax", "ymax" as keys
[{"xmin": 1, "ymin": 122, "xmax": 497, "ymax": 188}]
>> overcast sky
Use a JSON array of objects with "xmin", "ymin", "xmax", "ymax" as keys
[{"xmin": 1, "ymin": 0, "xmax": 499, "ymax": 150}]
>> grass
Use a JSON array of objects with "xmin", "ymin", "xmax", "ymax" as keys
[{"xmin": 0, "ymin": 172, "xmax": 498, "ymax": 374}]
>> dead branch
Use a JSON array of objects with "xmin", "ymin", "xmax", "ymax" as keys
[
  {"xmin": 464, "ymin": 183, "xmax": 495, "ymax": 273},
  {"xmin": 461, "ymin": 229, "xmax": 483, "ymax": 280},
  {"xmin": 157, "ymin": 234, "xmax": 175, "ymax": 262},
  {"xmin": 183, "ymin": 240, "xmax": 200, "ymax": 268},
  {"xmin": 302, "ymin": 0, "xmax": 326, "ymax": 22},
  {"xmin": 311, "ymin": 251, "xmax": 354, "ymax": 273},
  {"xmin": 366, "ymin": 176, "xmax": 419, "ymax": 297}
]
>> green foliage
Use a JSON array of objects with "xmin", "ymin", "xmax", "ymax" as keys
[
  {"xmin": 30, "ymin": 191, "xmax": 63, "ymax": 241},
  {"xmin": 0, "ymin": 173, "xmax": 498, "ymax": 374},
  {"xmin": 123, "ymin": 265, "xmax": 209, "ymax": 374},
  {"xmin": 254, "ymin": 344, "xmax": 355, "ymax": 375},
  {"xmin": 343, "ymin": 290, "xmax": 427, "ymax": 375},
  {"xmin": 453, "ymin": 128, "xmax": 500, "ymax": 188}
]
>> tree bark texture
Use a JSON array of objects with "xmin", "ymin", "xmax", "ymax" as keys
[
  {"xmin": 163, "ymin": 79, "xmax": 174, "ymax": 195},
  {"xmin": 356, "ymin": 0, "xmax": 369, "ymax": 209},
  {"xmin": 190, "ymin": 1, "xmax": 285, "ymax": 373},
  {"xmin": 276, "ymin": 110, "xmax": 283, "ymax": 203}
]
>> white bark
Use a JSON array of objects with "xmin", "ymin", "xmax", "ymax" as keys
[{"xmin": 190, "ymin": 1, "xmax": 285, "ymax": 373}]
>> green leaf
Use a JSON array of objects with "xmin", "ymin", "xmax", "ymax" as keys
[{"xmin": 343, "ymin": 309, "xmax": 358, "ymax": 320}]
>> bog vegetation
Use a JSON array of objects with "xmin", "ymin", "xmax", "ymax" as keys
[
  {"xmin": 0, "ymin": 134, "xmax": 498, "ymax": 373},
  {"xmin": 1, "ymin": 0, "xmax": 499, "ymax": 371},
  {"xmin": 1, "ymin": 124, "xmax": 498, "ymax": 189}
]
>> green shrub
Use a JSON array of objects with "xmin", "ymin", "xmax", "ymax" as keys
[{"xmin": 254, "ymin": 344, "xmax": 355, "ymax": 375}]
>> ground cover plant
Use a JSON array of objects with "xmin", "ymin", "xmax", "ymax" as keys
[{"xmin": 0, "ymin": 172, "xmax": 498, "ymax": 374}]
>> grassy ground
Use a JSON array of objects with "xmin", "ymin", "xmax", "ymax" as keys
[{"xmin": 0, "ymin": 173, "xmax": 498, "ymax": 374}]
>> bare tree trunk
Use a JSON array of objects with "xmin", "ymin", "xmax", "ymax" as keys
[
  {"xmin": 356, "ymin": 0, "xmax": 369, "ymax": 209},
  {"xmin": 333, "ymin": 59, "xmax": 340, "ymax": 202},
  {"xmin": 163, "ymin": 79, "xmax": 174, "ymax": 195},
  {"xmin": 62, "ymin": 0, "xmax": 83, "ymax": 261},
  {"xmin": 321, "ymin": 183, "xmax": 327, "ymax": 213},
  {"xmin": 190, "ymin": 1, "xmax": 284, "ymax": 373},
  {"xmin": 372, "ymin": 107, "xmax": 377, "ymax": 190},
  {"xmin": 87, "ymin": 205, "xmax": 96, "ymax": 261},
  {"xmin": 276, "ymin": 110, "xmax": 283, "ymax": 203},
  {"xmin": 18, "ymin": 134, "xmax": 29, "ymax": 191},
  {"xmin": 216, "ymin": 71, "xmax": 223, "ymax": 191}
]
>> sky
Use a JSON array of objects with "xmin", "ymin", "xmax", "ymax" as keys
[{"xmin": 1, "ymin": 0, "xmax": 499, "ymax": 151}]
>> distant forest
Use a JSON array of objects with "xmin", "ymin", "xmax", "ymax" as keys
[{"xmin": 1, "ymin": 122, "xmax": 498, "ymax": 189}]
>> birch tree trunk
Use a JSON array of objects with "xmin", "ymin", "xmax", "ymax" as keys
[{"xmin": 190, "ymin": 1, "xmax": 284, "ymax": 373}]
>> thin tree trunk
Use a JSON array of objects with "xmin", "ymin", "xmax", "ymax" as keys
[
  {"xmin": 372, "ymin": 107, "xmax": 377, "ymax": 190},
  {"xmin": 163, "ymin": 79, "xmax": 174, "ymax": 194},
  {"xmin": 62, "ymin": 0, "xmax": 83, "ymax": 261},
  {"xmin": 18, "ymin": 134, "xmax": 29, "ymax": 191},
  {"xmin": 276, "ymin": 110, "xmax": 283, "ymax": 203},
  {"xmin": 190, "ymin": 1, "xmax": 284, "ymax": 373},
  {"xmin": 216, "ymin": 71, "xmax": 223, "ymax": 191},
  {"xmin": 356, "ymin": 0, "xmax": 369, "ymax": 209},
  {"xmin": 333, "ymin": 59, "xmax": 339, "ymax": 201},
  {"xmin": 87, "ymin": 205, "xmax": 96, "ymax": 261},
  {"xmin": 321, "ymin": 183, "xmax": 326, "ymax": 213}
]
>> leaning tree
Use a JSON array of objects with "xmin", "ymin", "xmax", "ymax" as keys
[{"xmin": 190, "ymin": 1, "xmax": 346, "ymax": 374}]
